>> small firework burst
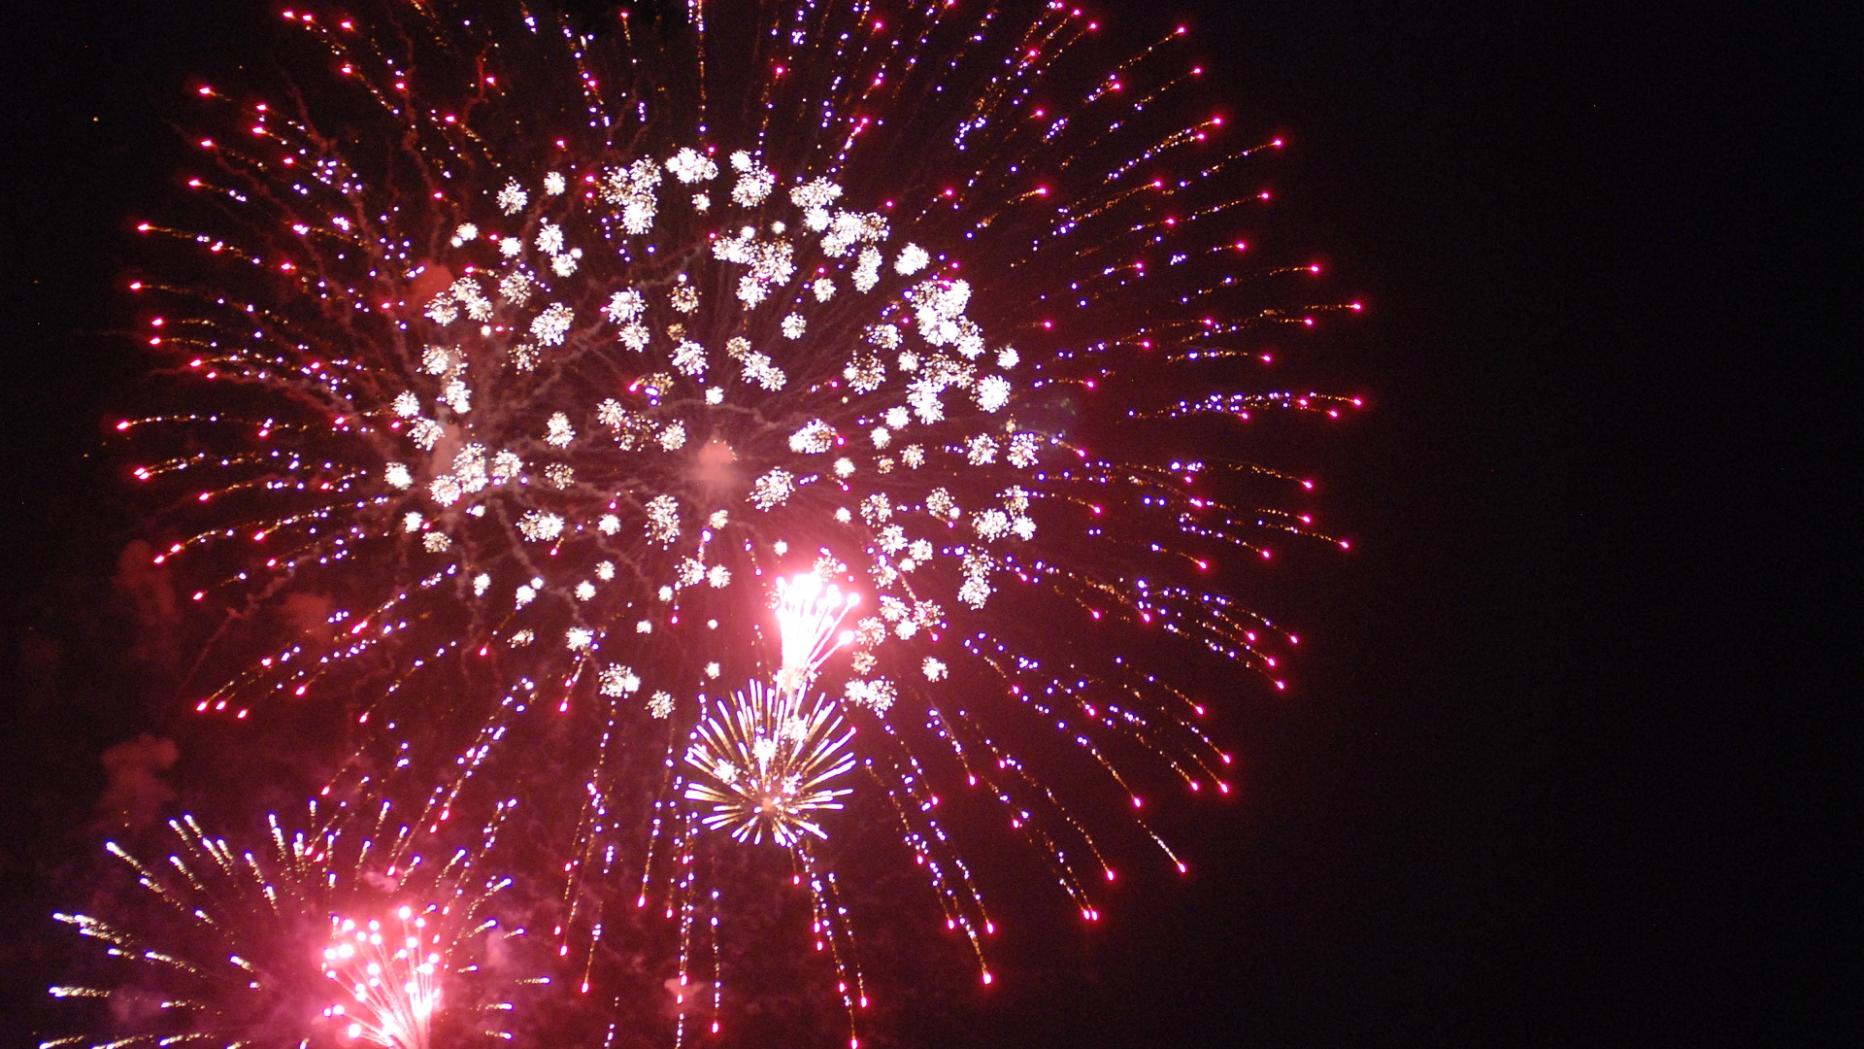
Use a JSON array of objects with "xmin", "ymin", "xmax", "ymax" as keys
[
  {"xmin": 42, "ymin": 803, "xmax": 538, "ymax": 1049},
  {"xmin": 102, "ymin": 0, "xmax": 1363, "ymax": 1039},
  {"xmin": 321, "ymin": 906, "xmax": 446, "ymax": 1049},
  {"xmin": 684, "ymin": 680, "xmax": 858, "ymax": 848}
]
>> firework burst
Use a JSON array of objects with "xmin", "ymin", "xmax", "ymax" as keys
[
  {"xmin": 322, "ymin": 906, "xmax": 449, "ymax": 1049},
  {"xmin": 684, "ymin": 681, "xmax": 857, "ymax": 847},
  {"xmin": 42, "ymin": 802, "xmax": 538, "ymax": 1049},
  {"xmin": 102, "ymin": 0, "xmax": 1362, "ymax": 1038}
]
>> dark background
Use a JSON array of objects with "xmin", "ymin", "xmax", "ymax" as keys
[{"xmin": 0, "ymin": 1, "xmax": 1838, "ymax": 1046}]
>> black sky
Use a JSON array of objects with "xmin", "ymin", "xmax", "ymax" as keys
[{"xmin": 0, "ymin": 1, "xmax": 1839, "ymax": 1046}]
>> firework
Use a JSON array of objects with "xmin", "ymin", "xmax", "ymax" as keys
[
  {"xmin": 109, "ymin": 0, "xmax": 1362, "ymax": 1036},
  {"xmin": 678, "ymin": 571, "xmax": 859, "ymax": 847},
  {"xmin": 43, "ymin": 803, "xmax": 537, "ymax": 1049},
  {"xmin": 772, "ymin": 571, "xmax": 860, "ymax": 694},
  {"xmin": 322, "ymin": 906, "xmax": 445, "ymax": 1049},
  {"xmin": 684, "ymin": 680, "xmax": 857, "ymax": 847}
]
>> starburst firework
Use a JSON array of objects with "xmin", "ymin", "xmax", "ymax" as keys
[
  {"xmin": 97, "ymin": 0, "xmax": 1362, "ymax": 1039},
  {"xmin": 684, "ymin": 680, "xmax": 857, "ymax": 847}
]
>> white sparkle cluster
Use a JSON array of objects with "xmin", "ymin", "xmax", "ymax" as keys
[{"xmin": 382, "ymin": 147, "xmax": 1053, "ymax": 738}]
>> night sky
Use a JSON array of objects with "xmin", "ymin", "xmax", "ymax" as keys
[{"xmin": 0, "ymin": 2, "xmax": 1833, "ymax": 1046}]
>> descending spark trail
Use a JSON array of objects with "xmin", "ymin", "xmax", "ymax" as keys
[{"xmin": 82, "ymin": 0, "xmax": 1363, "ymax": 1041}]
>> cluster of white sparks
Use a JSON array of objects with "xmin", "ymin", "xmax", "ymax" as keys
[{"xmin": 84, "ymin": 0, "xmax": 1367, "ymax": 1043}]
